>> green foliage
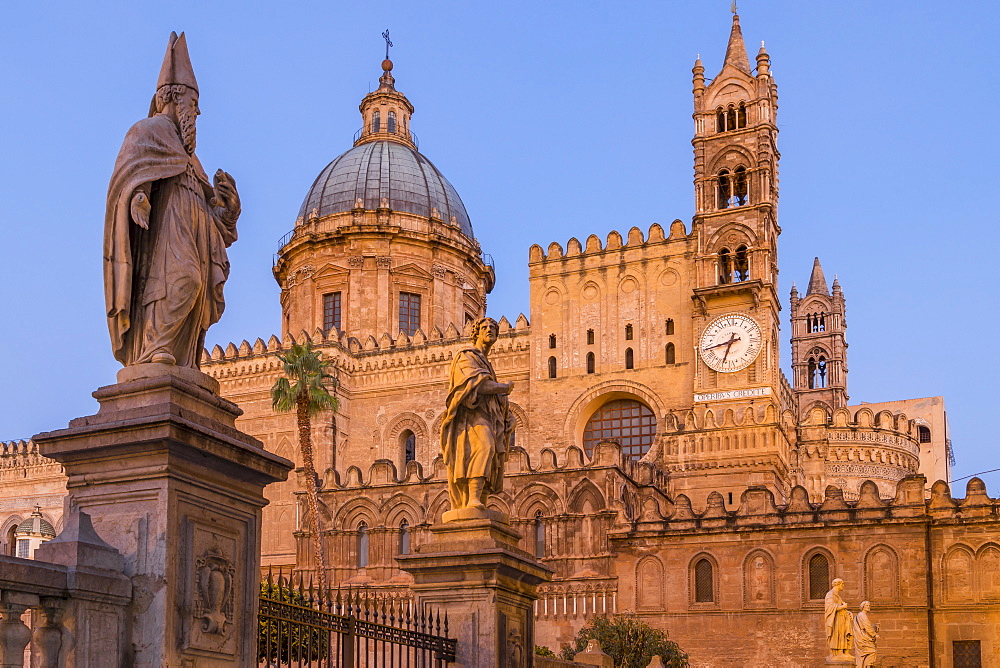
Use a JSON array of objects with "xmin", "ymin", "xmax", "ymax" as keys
[
  {"xmin": 258, "ymin": 581, "xmax": 330, "ymax": 663},
  {"xmin": 535, "ymin": 644, "xmax": 557, "ymax": 657},
  {"xmin": 558, "ymin": 613, "xmax": 688, "ymax": 668},
  {"xmin": 270, "ymin": 341, "xmax": 338, "ymax": 415}
]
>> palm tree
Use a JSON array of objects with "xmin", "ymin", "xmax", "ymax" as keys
[{"xmin": 271, "ymin": 341, "xmax": 338, "ymax": 592}]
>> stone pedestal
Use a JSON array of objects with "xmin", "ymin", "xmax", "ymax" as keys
[
  {"xmin": 33, "ymin": 365, "xmax": 292, "ymax": 668},
  {"xmin": 396, "ymin": 517, "xmax": 552, "ymax": 667}
]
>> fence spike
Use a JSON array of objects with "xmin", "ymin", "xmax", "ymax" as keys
[
  {"xmin": 435, "ymin": 608, "xmax": 441, "ymax": 635},
  {"xmin": 307, "ymin": 572, "xmax": 315, "ymax": 607},
  {"xmin": 388, "ymin": 595, "xmax": 396, "ymax": 627},
  {"xmin": 444, "ymin": 609, "xmax": 450, "ymax": 637}
]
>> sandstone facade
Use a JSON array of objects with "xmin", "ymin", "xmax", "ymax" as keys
[{"xmin": 2, "ymin": 12, "xmax": 996, "ymax": 668}]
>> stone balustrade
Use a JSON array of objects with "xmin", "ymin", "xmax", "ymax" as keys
[{"xmin": 0, "ymin": 510, "xmax": 130, "ymax": 668}]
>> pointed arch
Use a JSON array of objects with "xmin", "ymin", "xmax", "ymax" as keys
[
  {"xmin": 863, "ymin": 544, "xmax": 900, "ymax": 603},
  {"xmin": 636, "ymin": 556, "xmax": 665, "ymax": 610},
  {"xmin": 802, "ymin": 547, "xmax": 836, "ymax": 603},
  {"xmin": 690, "ymin": 552, "xmax": 719, "ymax": 605},
  {"xmin": 567, "ymin": 478, "xmax": 607, "ymax": 514},
  {"xmin": 743, "ymin": 549, "xmax": 776, "ymax": 608}
]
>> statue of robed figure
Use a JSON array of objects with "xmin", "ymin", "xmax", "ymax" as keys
[
  {"xmin": 824, "ymin": 578, "xmax": 855, "ymax": 664},
  {"xmin": 440, "ymin": 317, "xmax": 515, "ymax": 513},
  {"xmin": 104, "ymin": 32, "xmax": 240, "ymax": 369}
]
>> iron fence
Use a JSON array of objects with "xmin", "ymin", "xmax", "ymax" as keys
[{"xmin": 258, "ymin": 568, "xmax": 456, "ymax": 667}]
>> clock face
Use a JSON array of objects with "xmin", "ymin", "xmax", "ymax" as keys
[{"xmin": 699, "ymin": 313, "xmax": 762, "ymax": 373}]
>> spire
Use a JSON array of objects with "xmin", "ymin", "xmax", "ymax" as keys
[
  {"xmin": 723, "ymin": 14, "xmax": 751, "ymax": 73},
  {"xmin": 807, "ymin": 257, "xmax": 830, "ymax": 296},
  {"xmin": 756, "ymin": 40, "xmax": 770, "ymax": 76},
  {"xmin": 156, "ymin": 32, "xmax": 198, "ymax": 93},
  {"xmin": 692, "ymin": 55, "xmax": 705, "ymax": 96}
]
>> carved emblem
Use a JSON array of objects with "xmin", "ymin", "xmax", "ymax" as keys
[{"xmin": 194, "ymin": 549, "xmax": 234, "ymax": 635}]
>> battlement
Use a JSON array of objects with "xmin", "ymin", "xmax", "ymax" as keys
[
  {"xmin": 0, "ymin": 439, "xmax": 59, "ymax": 471},
  {"xmin": 320, "ymin": 440, "xmax": 665, "ymax": 492},
  {"xmin": 528, "ymin": 221, "xmax": 688, "ymax": 264},
  {"xmin": 200, "ymin": 314, "xmax": 531, "ymax": 378},
  {"xmin": 629, "ymin": 476, "xmax": 997, "ymax": 531}
]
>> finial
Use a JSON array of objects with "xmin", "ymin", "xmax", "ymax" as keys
[
  {"xmin": 382, "ymin": 29, "xmax": 393, "ymax": 61},
  {"xmin": 731, "ymin": 0, "xmax": 738, "ymax": 14}
]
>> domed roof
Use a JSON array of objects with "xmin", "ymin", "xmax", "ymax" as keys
[
  {"xmin": 17, "ymin": 508, "xmax": 55, "ymax": 538},
  {"xmin": 298, "ymin": 140, "xmax": 474, "ymax": 239}
]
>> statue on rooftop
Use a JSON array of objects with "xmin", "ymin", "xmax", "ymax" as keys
[
  {"xmin": 440, "ymin": 317, "xmax": 515, "ymax": 514},
  {"xmin": 104, "ymin": 32, "xmax": 240, "ymax": 370},
  {"xmin": 824, "ymin": 578, "xmax": 855, "ymax": 664}
]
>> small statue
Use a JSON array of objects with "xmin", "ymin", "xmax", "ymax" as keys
[
  {"xmin": 852, "ymin": 601, "xmax": 879, "ymax": 668},
  {"xmin": 104, "ymin": 32, "xmax": 240, "ymax": 369},
  {"xmin": 824, "ymin": 578, "xmax": 855, "ymax": 663},
  {"xmin": 440, "ymin": 317, "xmax": 514, "ymax": 513}
]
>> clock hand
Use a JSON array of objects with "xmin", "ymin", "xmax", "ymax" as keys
[
  {"xmin": 703, "ymin": 334, "xmax": 741, "ymax": 352},
  {"xmin": 721, "ymin": 335, "xmax": 739, "ymax": 363}
]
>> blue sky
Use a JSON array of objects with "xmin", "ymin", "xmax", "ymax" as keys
[{"xmin": 1, "ymin": 1, "xmax": 997, "ymax": 490}]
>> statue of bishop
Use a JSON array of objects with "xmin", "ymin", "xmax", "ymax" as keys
[{"xmin": 104, "ymin": 32, "xmax": 240, "ymax": 369}]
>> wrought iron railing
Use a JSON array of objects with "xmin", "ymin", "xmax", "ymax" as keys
[{"xmin": 258, "ymin": 568, "xmax": 456, "ymax": 666}]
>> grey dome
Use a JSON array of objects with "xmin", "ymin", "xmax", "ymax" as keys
[
  {"xmin": 298, "ymin": 140, "xmax": 474, "ymax": 239},
  {"xmin": 17, "ymin": 511, "xmax": 55, "ymax": 538}
]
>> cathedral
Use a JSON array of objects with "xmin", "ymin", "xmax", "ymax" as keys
[{"xmin": 3, "ymin": 12, "xmax": 998, "ymax": 667}]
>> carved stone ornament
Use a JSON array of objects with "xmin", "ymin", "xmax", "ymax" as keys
[
  {"xmin": 376, "ymin": 256, "xmax": 392, "ymax": 269},
  {"xmin": 195, "ymin": 549, "xmax": 235, "ymax": 635},
  {"xmin": 348, "ymin": 256, "xmax": 364, "ymax": 268}
]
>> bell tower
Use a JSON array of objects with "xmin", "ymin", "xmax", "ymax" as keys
[
  {"xmin": 790, "ymin": 258, "xmax": 849, "ymax": 418},
  {"xmin": 665, "ymin": 12, "xmax": 794, "ymax": 506}
]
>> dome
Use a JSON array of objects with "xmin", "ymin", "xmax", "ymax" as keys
[
  {"xmin": 298, "ymin": 140, "xmax": 474, "ymax": 239},
  {"xmin": 17, "ymin": 508, "xmax": 55, "ymax": 538}
]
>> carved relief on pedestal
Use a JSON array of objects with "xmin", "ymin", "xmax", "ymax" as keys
[{"xmin": 195, "ymin": 549, "xmax": 235, "ymax": 635}]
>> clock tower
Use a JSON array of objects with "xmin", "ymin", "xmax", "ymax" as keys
[{"xmin": 663, "ymin": 12, "xmax": 795, "ymax": 505}]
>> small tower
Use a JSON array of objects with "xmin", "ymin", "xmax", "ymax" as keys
[{"xmin": 790, "ymin": 258, "xmax": 848, "ymax": 417}]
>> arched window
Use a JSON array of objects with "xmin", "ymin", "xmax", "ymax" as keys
[
  {"xmin": 372, "ymin": 110, "xmax": 380, "ymax": 133},
  {"xmin": 586, "ymin": 329, "xmax": 595, "ymax": 345},
  {"xmin": 665, "ymin": 343, "xmax": 676, "ymax": 364},
  {"xmin": 401, "ymin": 429, "xmax": 416, "ymax": 464},
  {"xmin": 694, "ymin": 558, "xmax": 715, "ymax": 603},
  {"xmin": 818, "ymin": 314, "xmax": 826, "ymax": 332},
  {"xmin": 726, "ymin": 105, "xmax": 736, "ymax": 132},
  {"xmin": 625, "ymin": 347, "xmax": 634, "ymax": 369},
  {"xmin": 716, "ymin": 107, "xmax": 725, "ymax": 132},
  {"xmin": 548, "ymin": 356, "xmax": 557, "ymax": 379},
  {"xmin": 549, "ymin": 334, "xmax": 557, "ymax": 349},
  {"xmin": 4, "ymin": 523, "xmax": 17, "ymax": 556},
  {"xmin": 733, "ymin": 166, "xmax": 748, "ymax": 206},
  {"xmin": 625, "ymin": 324, "xmax": 633, "ymax": 341},
  {"xmin": 734, "ymin": 245, "xmax": 749, "ymax": 282},
  {"xmin": 808, "ymin": 553, "xmax": 831, "ymax": 600},
  {"xmin": 737, "ymin": 102, "xmax": 747, "ymax": 128},
  {"xmin": 918, "ymin": 425, "xmax": 931, "ymax": 443},
  {"xmin": 387, "ymin": 111, "xmax": 397, "ymax": 133},
  {"xmin": 665, "ymin": 318, "xmax": 674, "ymax": 335},
  {"xmin": 357, "ymin": 523, "xmax": 369, "ymax": 568},
  {"xmin": 814, "ymin": 357, "xmax": 827, "ymax": 388},
  {"xmin": 399, "ymin": 520, "xmax": 410, "ymax": 555},
  {"xmin": 534, "ymin": 511, "xmax": 545, "ymax": 559},
  {"xmin": 718, "ymin": 247, "xmax": 732, "ymax": 284},
  {"xmin": 717, "ymin": 170, "xmax": 731, "ymax": 209},
  {"xmin": 582, "ymin": 398, "xmax": 656, "ymax": 460},
  {"xmin": 587, "ymin": 352, "xmax": 595, "ymax": 374}
]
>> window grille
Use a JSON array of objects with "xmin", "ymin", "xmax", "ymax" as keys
[
  {"xmin": 372, "ymin": 110, "xmax": 380, "ymax": 132},
  {"xmin": 918, "ymin": 426, "xmax": 931, "ymax": 443},
  {"xmin": 582, "ymin": 398, "xmax": 656, "ymax": 460},
  {"xmin": 954, "ymin": 640, "xmax": 982, "ymax": 668},
  {"xmin": 16, "ymin": 539, "xmax": 29, "ymax": 559},
  {"xmin": 323, "ymin": 292, "xmax": 342, "ymax": 331},
  {"xmin": 398, "ymin": 292, "xmax": 421, "ymax": 336},
  {"xmin": 694, "ymin": 559, "xmax": 714, "ymax": 603},
  {"xmin": 808, "ymin": 554, "xmax": 830, "ymax": 600}
]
